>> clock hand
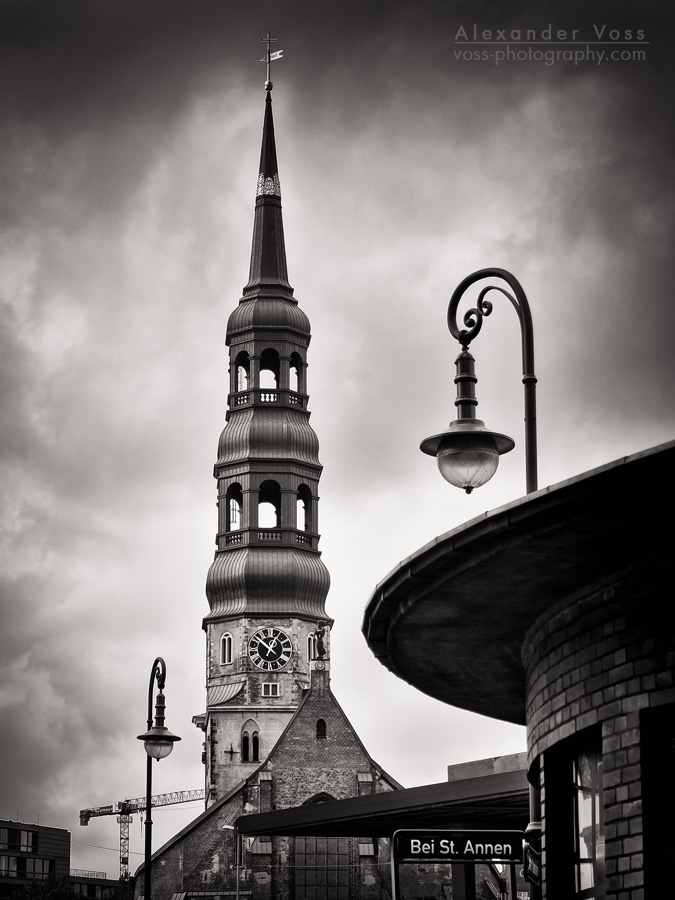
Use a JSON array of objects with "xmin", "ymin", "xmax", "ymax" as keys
[{"xmin": 257, "ymin": 638, "xmax": 280, "ymax": 657}]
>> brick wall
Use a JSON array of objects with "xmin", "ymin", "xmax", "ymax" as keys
[
  {"xmin": 522, "ymin": 569, "xmax": 674, "ymax": 899},
  {"xmin": 138, "ymin": 669, "xmax": 398, "ymax": 900}
]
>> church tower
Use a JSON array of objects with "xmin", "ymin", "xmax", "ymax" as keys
[{"xmin": 196, "ymin": 63, "xmax": 332, "ymax": 804}]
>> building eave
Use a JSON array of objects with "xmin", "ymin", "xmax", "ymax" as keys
[
  {"xmin": 235, "ymin": 770, "xmax": 529, "ymax": 837},
  {"xmin": 362, "ymin": 440, "xmax": 675, "ymax": 725}
]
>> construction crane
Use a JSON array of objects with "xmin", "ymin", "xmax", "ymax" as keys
[{"xmin": 80, "ymin": 790, "xmax": 205, "ymax": 879}]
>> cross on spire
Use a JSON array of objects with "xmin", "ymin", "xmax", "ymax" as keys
[{"xmin": 259, "ymin": 31, "xmax": 283, "ymax": 90}]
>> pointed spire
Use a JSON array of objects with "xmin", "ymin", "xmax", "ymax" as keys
[{"xmin": 243, "ymin": 81, "xmax": 293, "ymax": 298}]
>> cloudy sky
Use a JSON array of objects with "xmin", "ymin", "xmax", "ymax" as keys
[{"xmin": 1, "ymin": 0, "xmax": 673, "ymax": 880}]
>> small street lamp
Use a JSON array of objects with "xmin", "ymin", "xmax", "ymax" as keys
[
  {"xmin": 221, "ymin": 825, "xmax": 241, "ymax": 900},
  {"xmin": 137, "ymin": 657, "xmax": 181, "ymax": 900},
  {"xmin": 421, "ymin": 267, "xmax": 538, "ymax": 494}
]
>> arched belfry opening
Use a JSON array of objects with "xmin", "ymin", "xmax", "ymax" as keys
[
  {"xmin": 290, "ymin": 351, "xmax": 304, "ymax": 393},
  {"xmin": 258, "ymin": 480, "xmax": 281, "ymax": 528},
  {"xmin": 259, "ymin": 348, "xmax": 279, "ymax": 389},
  {"xmin": 297, "ymin": 483, "xmax": 313, "ymax": 531},
  {"xmin": 226, "ymin": 483, "xmax": 243, "ymax": 532},
  {"xmin": 234, "ymin": 351, "xmax": 250, "ymax": 393}
]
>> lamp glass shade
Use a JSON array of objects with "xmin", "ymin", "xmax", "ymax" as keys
[
  {"xmin": 436, "ymin": 434, "xmax": 500, "ymax": 492},
  {"xmin": 138, "ymin": 726, "xmax": 181, "ymax": 760}
]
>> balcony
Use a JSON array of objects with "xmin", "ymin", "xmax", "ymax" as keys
[{"xmin": 219, "ymin": 528, "xmax": 317, "ymax": 551}]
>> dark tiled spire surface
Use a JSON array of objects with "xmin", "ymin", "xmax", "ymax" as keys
[{"xmin": 243, "ymin": 86, "xmax": 293, "ymax": 297}]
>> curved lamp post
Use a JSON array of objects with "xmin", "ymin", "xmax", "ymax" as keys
[
  {"xmin": 137, "ymin": 657, "xmax": 181, "ymax": 900},
  {"xmin": 421, "ymin": 268, "xmax": 538, "ymax": 494}
]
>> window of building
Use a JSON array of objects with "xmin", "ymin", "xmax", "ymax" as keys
[
  {"xmin": 220, "ymin": 633, "xmax": 233, "ymax": 665},
  {"xmin": 262, "ymin": 683, "xmax": 279, "ymax": 697},
  {"xmin": 241, "ymin": 721, "xmax": 260, "ymax": 762},
  {"xmin": 294, "ymin": 837, "xmax": 350, "ymax": 900},
  {"xmin": 251, "ymin": 838, "xmax": 273, "ymax": 854},
  {"xmin": 572, "ymin": 747, "xmax": 605, "ymax": 897},
  {"xmin": 316, "ymin": 719, "xmax": 327, "ymax": 740},
  {"xmin": 546, "ymin": 726, "xmax": 605, "ymax": 900},
  {"xmin": 0, "ymin": 856, "xmax": 16, "ymax": 877},
  {"xmin": 0, "ymin": 856, "xmax": 53, "ymax": 879},
  {"xmin": 307, "ymin": 633, "xmax": 317, "ymax": 661},
  {"xmin": 0, "ymin": 829, "xmax": 37, "ymax": 853}
]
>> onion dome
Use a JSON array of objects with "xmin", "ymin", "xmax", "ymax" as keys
[{"xmin": 205, "ymin": 548, "xmax": 331, "ymax": 622}]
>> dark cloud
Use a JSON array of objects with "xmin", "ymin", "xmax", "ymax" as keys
[{"xmin": 1, "ymin": 0, "xmax": 673, "ymax": 874}]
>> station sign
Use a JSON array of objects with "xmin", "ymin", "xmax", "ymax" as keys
[{"xmin": 393, "ymin": 829, "xmax": 524, "ymax": 863}]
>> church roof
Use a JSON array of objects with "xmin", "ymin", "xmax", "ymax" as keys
[{"xmin": 256, "ymin": 667, "xmax": 404, "ymax": 792}]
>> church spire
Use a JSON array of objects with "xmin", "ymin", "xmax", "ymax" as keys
[
  {"xmin": 199, "ymin": 49, "xmax": 332, "ymax": 801},
  {"xmin": 243, "ymin": 43, "xmax": 292, "ymax": 298}
]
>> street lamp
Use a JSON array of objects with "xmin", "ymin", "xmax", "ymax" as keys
[
  {"xmin": 221, "ymin": 825, "xmax": 241, "ymax": 900},
  {"xmin": 137, "ymin": 657, "xmax": 181, "ymax": 900},
  {"xmin": 421, "ymin": 267, "xmax": 538, "ymax": 494}
]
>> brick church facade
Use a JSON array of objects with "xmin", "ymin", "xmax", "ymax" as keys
[
  {"xmin": 139, "ymin": 671, "xmax": 399, "ymax": 900},
  {"xmin": 134, "ymin": 53, "xmax": 400, "ymax": 900}
]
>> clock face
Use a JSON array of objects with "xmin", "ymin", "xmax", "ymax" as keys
[{"xmin": 248, "ymin": 627, "xmax": 292, "ymax": 671}]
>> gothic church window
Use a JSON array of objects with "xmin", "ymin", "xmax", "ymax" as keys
[
  {"xmin": 307, "ymin": 633, "xmax": 317, "ymax": 661},
  {"xmin": 316, "ymin": 719, "xmax": 327, "ymax": 740},
  {"xmin": 241, "ymin": 721, "xmax": 260, "ymax": 763},
  {"xmin": 220, "ymin": 633, "xmax": 233, "ymax": 665}
]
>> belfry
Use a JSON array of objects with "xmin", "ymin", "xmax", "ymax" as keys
[{"xmin": 195, "ymin": 52, "xmax": 333, "ymax": 803}]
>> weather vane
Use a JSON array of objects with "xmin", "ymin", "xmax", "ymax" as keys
[{"xmin": 258, "ymin": 31, "xmax": 283, "ymax": 90}]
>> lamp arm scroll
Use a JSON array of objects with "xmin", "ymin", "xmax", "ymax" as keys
[
  {"xmin": 147, "ymin": 657, "xmax": 167, "ymax": 730},
  {"xmin": 446, "ymin": 267, "xmax": 538, "ymax": 493}
]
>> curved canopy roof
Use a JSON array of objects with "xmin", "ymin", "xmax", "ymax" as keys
[
  {"xmin": 362, "ymin": 441, "xmax": 674, "ymax": 725},
  {"xmin": 236, "ymin": 770, "xmax": 529, "ymax": 837}
]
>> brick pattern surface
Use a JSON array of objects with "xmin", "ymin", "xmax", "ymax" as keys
[
  {"xmin": 139, "ymin": 670, "xmax": 397, "ymax": 900},
  {"xmin": 522, "ymin": 572, "xmax": 674, "ymax": 899}
]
